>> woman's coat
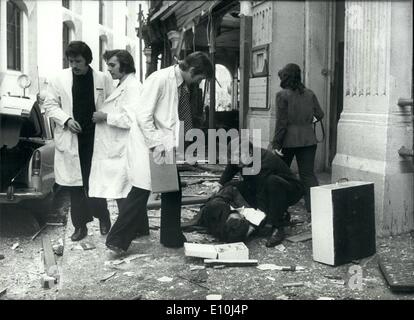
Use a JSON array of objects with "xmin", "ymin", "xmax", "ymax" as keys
[{"xmin": 89, "ymin": 73, "xmax": 142, "ymax": 199}]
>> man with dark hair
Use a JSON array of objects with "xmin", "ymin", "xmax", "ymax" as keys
[
  {"xmin": 105, "ymin": 51, "xmax": 214, "ymax": 254},
  {"xmin": 43, "ymin": 41, "xmax": 114, "ymax": 241},
  {"xmin": 102, "ymin": 50, "xmax": 136, "ymax": 75},
  {"xmin": 213, "ymin": 144, "xmax": 305, "ymax": 247}
]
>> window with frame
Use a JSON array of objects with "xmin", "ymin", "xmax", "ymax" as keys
[
  {"xmin": 62, "ymin": 0, "xmax": 70, "ymax": 9},
  {"xmin": 6, "ymin": 0, "xmax": 22, "ymax": 71}
]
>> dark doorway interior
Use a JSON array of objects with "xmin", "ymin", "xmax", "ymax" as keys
[{"xmin": 329, "ymin": 1, "xmax": 345, "ymax": 167}]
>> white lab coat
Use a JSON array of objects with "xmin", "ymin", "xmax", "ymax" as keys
[
  {"xmin": 127, "ymin": 65, "xmax": 182, "ymax": 191},
  {"xmin": 89, "ymin": 74, "xmax": 142, "ymax": 199},
  {"xmin": 43, "ymin": 68, "xmax": 114, "ymax": 186}
]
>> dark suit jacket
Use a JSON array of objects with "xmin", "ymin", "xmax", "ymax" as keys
[
  {"xmin": 272, "ymin": 88, "xmax": 324, "ymax": 149},
  {"xmin": 219, "ymin": 148, "xmax": 304, "ymax": 210}
]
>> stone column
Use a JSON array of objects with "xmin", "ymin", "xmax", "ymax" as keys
[{"xmin": 332, "ymin": 1, "xmax": 413, "ymax": 236}]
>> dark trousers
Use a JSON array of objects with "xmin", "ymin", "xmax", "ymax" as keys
[
  {"xmin": 258, "ymin": 175, "xmax": 303, "ymax": 228},
  {"xmin": 69, "ymin": 131, "xmax": 110, "ymax": 228},
  {"xmin": 106, "ymin": 187, "xmax": 150, "ymax": 251},
  {"xmin": 160, "ymin": 171, "xmax": 186, "ymax": 247},
  {"xmin": 282, "ymin": 145, "xmax": 319, "ymax": 212}
]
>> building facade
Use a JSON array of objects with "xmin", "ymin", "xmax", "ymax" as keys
[
  {"xmin": 0, "ymin": 0, "xmax": 148, "ymax": 96},
  {"xmin": 143, "ymin": 0, "xmax": 413, "ymax": 236}
]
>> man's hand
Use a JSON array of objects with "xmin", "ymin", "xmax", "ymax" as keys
[
  {"xmin": 152, "ymin": 144, "xmax": 166, "ymax": 165},
  {"xmin": 211, "ymin": 182, "xmax": 223, "ymax": 195},
  {"xmin": 272, "ymin": 148, "xmax": 284, "ymax": 157},
  {"xmin": 66, "ymin": 119, "xmax": 82, "ymax": 134},
  {"xmin": 92, "ymin": 111, "xmax": 107, "ymax": 123}
]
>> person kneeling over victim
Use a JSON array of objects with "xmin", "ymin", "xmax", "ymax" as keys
[{"xmin": 206, "ymin": 142, "xmax": 305, "ymax": 247}]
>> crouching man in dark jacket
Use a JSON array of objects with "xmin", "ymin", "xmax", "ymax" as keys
[{"xmin": 214, "ymin": 143, "xmax": 305, "ymax": 247}]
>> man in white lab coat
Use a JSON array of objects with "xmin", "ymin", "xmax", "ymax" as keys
[
  {"xmin": 43, "ymin": 41, "xmax": 114, "ymax": 241},
  {"xmin": 105, "ymin": 52, "xmax": 213, "ymax": 253}
]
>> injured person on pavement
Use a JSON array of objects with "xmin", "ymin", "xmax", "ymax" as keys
[{"xmin": 183, "ymin": 142, "xmax": 305, "ymax": 247}]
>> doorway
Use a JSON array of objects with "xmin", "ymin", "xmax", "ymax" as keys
[{"xmin": 328, "ymin": 1, "xmax": 345, "ymax": 167}]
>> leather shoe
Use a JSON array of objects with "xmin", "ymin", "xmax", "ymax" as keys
[
  {"xmin": 265, "ymin": 228, "xmax": 285, "ymax": 248},
  {"xmin": 99, "ymin": 218, "xmax": 111, "ymax": 235},
  {"xmin": 71, "ymin": 226, "xmax": 88, "ymax": 241},
  {"xmin": 162, "ymin": 233, "xmax": 187, "ymax": 248}
]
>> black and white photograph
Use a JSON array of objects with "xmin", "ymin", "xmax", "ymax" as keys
[{"xmin": 0, "ymin": 0, "xmax": 413, "ymax": 306}]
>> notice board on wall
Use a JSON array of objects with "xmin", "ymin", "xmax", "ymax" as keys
[{"xmin": 249, "ymin": 77, "xmax": 268, "ymax": 109}]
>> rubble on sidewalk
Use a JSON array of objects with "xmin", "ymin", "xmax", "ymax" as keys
[
  {"xmin": 157, "ymin": 276, "xmax": 173, "ymax": 283},
  {"xmin": 286, "ymin": 231, "xmax": 312, "ymax": 243},
  {"xmin": 100, "ymin": 272, "xmax": 117, "ymax": 282},
  {"xmin": 282, "ymin": 282, "xmax": 304, "ymax": 288},
  {"xmin": 256, "ymin": 264, "xmax": 305, "ymax": 271},
  {"xmin": 40, "ymin": 275, "xmax": 57, "ymax": 289},
  {"xmin": 80, "ymin": 242, "xmax": 96, "ymax": 251}
]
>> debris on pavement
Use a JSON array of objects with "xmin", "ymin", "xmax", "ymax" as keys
[
  {"xmin": 80, "ymin": 242, "xmax": 96, "ymax": 251},
  {"xmin": 31, "ymin": 225, "xmax": 48, "ymax": 241},
  {"xmin": 177, "ymin": 275, "xmax": 210, "ymax": 290},
  {"xmin": 157, "ymin": 276, "xmax": 173, "ymax": 283},
  {"xmin": 282, "ymin": 282, "xmax": 305, "ymax": 288},
  {"xmin": 40, "ymin": 275, "xmax": 57, "ymax": 289},
  {"xmin": 52, "ymin": 239, "xmax": 64, "ymax": 256},
  {"xmin": 257, "ymin": 264, "xmax": 305, "ymax": 271},
  {"xmin": 184, "ymin": 242, "xmax": 249, "ymax": 260},
  {"xmin": 124, "ymin": 254, "xmax": 151, "ymax": 263},
  {"xmin": 190, "ymin": 269, "xmax": 208, "ymax": 283},
  {"xmin": 204, "ymin": 259, "xmax": 258, "ymax": 267},
  {"xmin": 104, "ymin": 259, "xmax": 125, "ymax": 266},
  {"xmin": 324, "ymin": 274, "xmax": 343, "ymax": 280},
  {"xmin": 275, "ymin": 244, "xmax": 286, "ymax": 252},
  {"xmin": 100, "ymin": 272, "xmax": 117, "ymax": 282},
  {"xmin": 286, "ymin": 231, "xmax": 312, "ymax": 243},
  {"xmin": 189, "ymin": 265, "xmax": 206, "ymax": 271},
  {"xmin": 42, "ymin": 235, "xmax": 59, "ymax": 281},
  {"xmin": 11, "ymin": 243, "xmax": 20, "ymax": 250},
  {"xmin": 206, "ymin": 294, "xmax": 222, "ymax": 300},
  {"xmin": 330, "ymin": 279, "xmax": 346, "ymax": 285},
  {"xmin": 46, "ymin": 222, "xmax": 65, "ymax": 226}
]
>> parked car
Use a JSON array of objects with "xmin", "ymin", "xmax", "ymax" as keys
[{"xmin": 0, "ymin": 74, "xmax": 56, "ymax": 212}]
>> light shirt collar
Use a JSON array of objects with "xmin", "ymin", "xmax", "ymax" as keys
[{"xmin": 174, "ymin": 65, "xmax": 185, "ymax": 88}]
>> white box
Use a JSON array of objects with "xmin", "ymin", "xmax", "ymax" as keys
[
  {"xmin": 184, "ymin": 242, "xmax": 249, "ymax": 260},
  {"xmin": 184, "ymin": 243, "xmax": 217, "ymax": 259},
  {"xmin": 215, "ymin": 242, "xmax": 249, "ymax": 260},
  {"xmin": 311, "ymin": 181, "xmax": 376, "ymax": 266}
]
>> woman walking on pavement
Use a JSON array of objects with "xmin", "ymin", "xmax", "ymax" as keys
[{"xmin": 271, "ymin": 63, "xmax": 324, "ymax": 213}]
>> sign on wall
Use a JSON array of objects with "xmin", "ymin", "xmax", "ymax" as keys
[{"xmin": 249, "ymin": 77, "xmax": 268, "ymax": 109}]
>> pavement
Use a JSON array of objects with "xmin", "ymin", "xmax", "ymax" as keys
[{"xmin": 1, "ymin": 171, "xmax": 414, "ymax": 300}]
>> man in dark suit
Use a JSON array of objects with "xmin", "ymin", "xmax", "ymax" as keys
[{"xmin": 214, "ymin": 144, "xmax": 305, "ymax": 247}]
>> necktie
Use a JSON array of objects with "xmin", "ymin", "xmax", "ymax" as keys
[{"xmin": 178, "ymin": 83, "xmax": 193, "ymax": 134}]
